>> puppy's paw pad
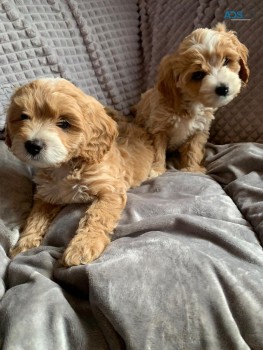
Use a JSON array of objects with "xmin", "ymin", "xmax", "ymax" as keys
[{"xmin": 62, "ymin": 236, "xmax": 110, "ymax": 267}]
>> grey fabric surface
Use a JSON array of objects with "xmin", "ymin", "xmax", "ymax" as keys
[
  {"xmin": 0, "ymin": 0, "xmax": 262, "ymax": 143},
  {"xmin": 0, "ymin": 142, "xmax": 32, "ymax": 251},
  {"xmin": 0, "ymin": 141, "xmax": 263, "ymax": 349}
]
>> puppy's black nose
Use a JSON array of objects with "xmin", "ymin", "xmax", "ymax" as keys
[
  {"xmin": 215, "ymin": 85, "xmax": 229, "ymax": 96},
  {"xmin": 25, "ymin": 139, "xmax": 44, "ymax": 156}
]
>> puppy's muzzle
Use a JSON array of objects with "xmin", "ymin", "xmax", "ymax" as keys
[
  {"xmin": 25, "ymin": 139, "xmax": 45, "ymax": 156},
  {"xmin": 215, "ymin": 84, "xmax": 229, "ymax": 97}
]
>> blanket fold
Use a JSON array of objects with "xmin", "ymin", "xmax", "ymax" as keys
[{"xmin": 0, "ymin": 142, "xmax": 263, "ymax": 349}]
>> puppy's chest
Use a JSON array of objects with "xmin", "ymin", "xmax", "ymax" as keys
[
  {"xmin": 34, "ymin": 164, "xmax": 95, "ymax": 205},
  {"xmin": 167, "ymin": 110, "xmax": 212, "ymax": 150}
]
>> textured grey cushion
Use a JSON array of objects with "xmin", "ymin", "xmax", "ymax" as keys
[
  {"xmin": 0, "ymin": 0, "xmax": 262, "ymax": 144},
  {"xmin": 0, "ymin": 0, "xmax": 142, "ymax": 132}
]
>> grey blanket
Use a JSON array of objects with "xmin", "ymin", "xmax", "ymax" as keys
[{"xmin": 0, "ymin": 141, "xmax": 263, "ymax": 350}]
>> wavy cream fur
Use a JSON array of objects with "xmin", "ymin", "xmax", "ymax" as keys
[
  {"xmin": 134, "ymin": 23, "xmax": 249, "ymax": 174},
  {"xmin": 6, "ymin": 78, "xmax": 155, "ymax": 266}
]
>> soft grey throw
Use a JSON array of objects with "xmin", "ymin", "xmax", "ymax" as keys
[{"xmin": 0, "ymin": 141, "xmax": 263, "ymax": 350}]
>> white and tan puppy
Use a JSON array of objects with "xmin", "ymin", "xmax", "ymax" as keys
[
  {"xmin": 134, "ymin": 23, "xmax": 249, "ymax": 174},
  {"xmin": 6, "ymin": 78, "xmax": 155, "ymax": 266}
]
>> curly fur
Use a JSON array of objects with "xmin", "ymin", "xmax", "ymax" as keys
[
  {"xmin": 6, "ymin": 78, "xmax": 155, "ymax": 266},
  {"xmin": 134, "ymin": 22, "xmax": 249, "ymax": 174}
]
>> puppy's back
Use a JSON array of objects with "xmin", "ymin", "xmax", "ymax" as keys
[{"xmin": 105, "ymin": 106, "xmax": 154, "ymax": 187}]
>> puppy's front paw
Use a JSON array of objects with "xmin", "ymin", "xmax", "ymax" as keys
[
  {"xmin": 62, "ymin": 234, "xmax": 110, "ymax": 267},
  {"xmin": 181, "ymin": 165, "xmax": 206, "ymax": 174},
  {"xmin": 10, "ymin": 236, "xmax": 42, "ymax": 258}
]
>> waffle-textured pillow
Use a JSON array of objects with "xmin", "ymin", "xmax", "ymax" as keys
[
  {"xmin": 0, "ymin": 0, "xmax": 143, "ymax": 132},
  {"xmin": 0, "ymin": 0, "xmax": 262, "ymax": 144}
]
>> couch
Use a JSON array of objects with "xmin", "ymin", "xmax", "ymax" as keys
[{"xmin": 0, "ymin": 1, "xmax": 263, "ymax": 349}]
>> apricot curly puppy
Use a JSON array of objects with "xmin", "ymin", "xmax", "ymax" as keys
[
  {"xmin": 6, "ymin": 78, "xmax": 155, "ymax": 266},
  {"xmin": 134, "ymin": 23, "xmax": 249, "ymax": 175}
]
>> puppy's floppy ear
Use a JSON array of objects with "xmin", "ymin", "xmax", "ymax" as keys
[
  {"xmin": 4, "ymin": 87, "xmax": 21, "ymax": 148},
  {"xmin": 79, "ymin": 99, "xmax": 118, "ymax": 164},
  {"xmin": 214, "ymin": 23, "xmax": 250, "ymax": 84},
  {"xmin": 230, "ymin": 33, "xmax": 249, "ymax": 84},
  {"xmin": 236, "ymin": 41, "xmax": 249, "ymax": 84},
  {"xmin": 4, "ymin": 125, "xmax": 12, "ymax": 148},
  {"xmin": 157, "ymin": 54, "xmax": 181, "ymax": 109}
]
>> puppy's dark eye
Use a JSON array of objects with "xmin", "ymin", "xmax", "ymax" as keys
[
  {"xmin": 20, "ymin": 113, "xmax": 29, "ymax": 121},
  {"xmin": 191, "ymin": 71, "xmax": 206, "ymax": 81},
  {"xmin": 57, "ymin": 120, "xmax": 70, "ymax": 130},
  {"xmin": 223, "ymin": 57, "xmax": 230, "ymax": 66}
]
